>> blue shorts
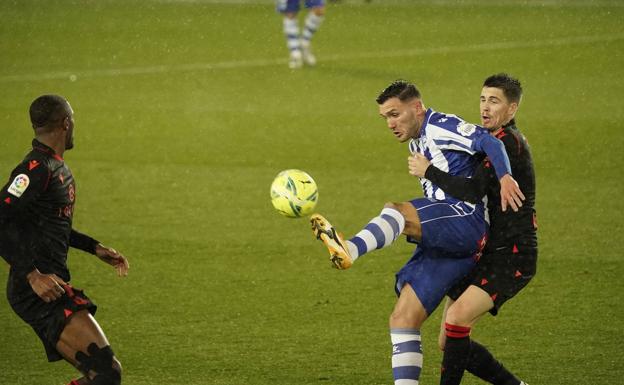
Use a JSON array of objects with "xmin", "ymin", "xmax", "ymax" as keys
[
  {"xmin": 277, "ymin": 0, "xmax": 324, "ymax": 13},
  {"xmin": 396, "ymin": 249, "xmax": 476, "ymax": 315},
  {"xmin": 395, "ymin": 198, "xmax": 488, "ymax": 315},
  {"xmin": 410, "ymin": 198, "xmax": 487, "ymax": 257}
]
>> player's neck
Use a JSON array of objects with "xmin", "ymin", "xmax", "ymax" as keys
[{"xmin": 35, "ymin": 133, "xmax": 66, "ymax": 157}]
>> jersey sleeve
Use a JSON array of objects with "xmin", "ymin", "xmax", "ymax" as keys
[
  {"xmin": 69, "ymin": 229, "xmax": 100, "ymax": 255},
  {"xmin": 471, "ymin": 134, "xmax": 512, "ymax": 180},
  {"xmin": 424, "ymin": 162, "xmax": 490, "ymax": 204},
  {"xmin": 0, "ymin": 160, "xmax": 50, "ymax": 276}
]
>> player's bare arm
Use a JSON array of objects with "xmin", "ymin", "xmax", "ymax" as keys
[{"xmin": 95, "ymin": 244, "xmax": 129, "ymax": 277}]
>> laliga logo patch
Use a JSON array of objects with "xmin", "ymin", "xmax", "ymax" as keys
[
  {"xmin": 457, "ymin": 122, "xmax": 476, "ymax": 137},
  {"xmin": 8, "ymin": 174, "xmax": 30, "ymax": 198}
]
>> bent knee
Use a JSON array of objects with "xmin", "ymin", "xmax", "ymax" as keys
[
  {"xmin": 445, "ymin": 302, "xmax": 473, "ymax": 326},
  {"xmin": 389, "ymin": 308, "xmax": 423, "ymax": 329}
]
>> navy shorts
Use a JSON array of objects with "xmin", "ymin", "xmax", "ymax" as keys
[
  {"xmin": 395, "ymin": 198, "xmax": 488, "ymax": 315},
  {"xmin": 7, "ymin": 272, "xmax": 97, "ymax": 362},
  {"xmin": 277, "ymin": 0, "xmax": 324, "ymax": 13}
]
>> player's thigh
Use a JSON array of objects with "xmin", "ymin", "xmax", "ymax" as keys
[
  {"xmin": 445, "ymin": 285, "xmax": 493, "ymax": 327},
  {"xmin": 56, "ymin": 310, "xmax": 110, "ymax": 366},
  {"xmin": 390, "ymin": 283, "xmax": 428, "ymax": 329}
]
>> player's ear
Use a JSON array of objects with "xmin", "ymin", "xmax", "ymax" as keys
[
  {"xmin": 508, "ymin": 102, "xmax": 519, "ymax": 117},
  {"xmin": 62, "ymin": 116, "xmax": 70, "ymax": 130},
  {"xmin": 410, "ymin": 98, "xmax": 423, "ymax": 112}
]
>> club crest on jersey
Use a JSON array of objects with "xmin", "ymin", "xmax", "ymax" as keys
[
  {"xmin": 457, "ymin": 122, "xmax": 476, "ymax": 137},
  {"xmin": 7, "ymin": 174, "xmax": 30, "ymax": 197}
]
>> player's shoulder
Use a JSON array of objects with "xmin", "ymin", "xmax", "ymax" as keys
[
  {"xmin": 12, "ymin": 143, "xmax": 58, "ymax": 179},
  {"xmin": 427, "ymin": 110, "xmax": 464, "ymax": 129},
  {"xmin": 496, "ymin": 123, "xmax": 531, "ymax": 156},
  {"xmin": 427, "ymin": 109, "xmax": 487, "ymax": 138}
]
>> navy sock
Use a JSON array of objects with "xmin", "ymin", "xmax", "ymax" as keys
[{"xmin": 466, "ymin": 340, "xmax": 521, "ymax": 385}]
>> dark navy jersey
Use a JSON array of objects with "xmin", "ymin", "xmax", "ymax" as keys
[
  {"xmin": 0, "ymin": 139, "xmax": 97, "ymax": 281},
  {"xmin": 425, "ymin": 121, "xmax": 537, "ymax": 249}
]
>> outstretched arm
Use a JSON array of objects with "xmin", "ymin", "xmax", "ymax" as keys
[
  {"xmin": 473, "ymin": 134, "xmax": 525, "ymax": 211},
  {"xmin": 70, "ymin": 229, "xmax": 129, "ymax": 276},
  {"xmin": 95, "ymin": 243, "xmax": 129, "ymax": 277}
]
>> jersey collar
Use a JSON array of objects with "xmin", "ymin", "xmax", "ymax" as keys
[{"xmin": 32, "ymin": 139, "xmax": 64, "ymax": 161}]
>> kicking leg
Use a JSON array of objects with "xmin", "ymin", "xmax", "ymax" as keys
[
  {"xmin": 311, "ymin": 204, "xmax": 407, "ymax": 269},
  {"xmin": 56, "ymin": 310, "xmax": 122, "ymax": 385}
]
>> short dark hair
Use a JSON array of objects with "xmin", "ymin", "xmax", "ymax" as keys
[
  {"xmin": 29, "ymin": 94, "xmax": 70, "ymax": 129},
  {"xmin": 483, "ymin": 73, "xmax": 522, "ymax": 104},
  {"xmin": 376, "ymin": 80, "xmax": 421, "ymax": 104}
]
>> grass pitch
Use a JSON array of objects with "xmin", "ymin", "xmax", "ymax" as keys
[{"xmin": 0, "ymin": 1, "xmax": 623, "ymax": 384}]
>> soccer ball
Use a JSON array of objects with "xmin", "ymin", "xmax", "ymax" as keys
[{"xmin": 270, "ymin": 169, "xmax": 318, "ymax": 218}]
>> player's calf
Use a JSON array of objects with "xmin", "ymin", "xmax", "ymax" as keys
[{"xmin": 76, "ymin": 343, "xmax": 122, "ymax": 385}]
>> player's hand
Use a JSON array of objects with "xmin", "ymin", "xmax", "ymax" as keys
[
  {"xmin": 95, "ymin": 244, "xmax": 129, "ymax": 277},
  {"xmin": 408, "ymin": 153, "xmax": 431, "ymax": 177},
  {"xmin": 499, "ymin": 174, "xmax": 525, "ymax": 212},
  {"xmin": 26, "ymin": 269, "xmax": 67, "ymax": 303}
]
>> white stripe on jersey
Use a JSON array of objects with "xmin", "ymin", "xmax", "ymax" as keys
[{"xmin": 409, "ymin": 108, "xmax": 485, "ymax": 202}]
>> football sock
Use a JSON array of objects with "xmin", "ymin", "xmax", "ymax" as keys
[
  {"xmin": 347, "ymin": 207, "xmax": 405, "ymax": 260},
  {"xmin": 466, "ymin": 340, "xmax": 522, "ymax": 385},
  {"xmin": 282, "ymin": 17, "xmax": 300, "ymax": 53},
  {"xmin": 391, "ymin": 328, "xmax": 423, "ymax": 385},
  {"xmin": 301, "ymin": 12, "xmax": 324, "ymax": 45},
  {"xmin": 440, "ymin": 323, "xmax": 472, "ymax": 385}
]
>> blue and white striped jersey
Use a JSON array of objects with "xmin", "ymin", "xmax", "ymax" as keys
[{"xmin": 409, "ymin": 108, "xmax": 511, "ymax": 202}]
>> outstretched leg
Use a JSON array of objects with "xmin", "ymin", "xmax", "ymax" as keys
[
  {"xmin": 56, "ymin": 310, "xmax": 122, "ymax": 385},
  {"xmin": 311, "ymin": 203, "xmax": 409, "ymax": 269}
]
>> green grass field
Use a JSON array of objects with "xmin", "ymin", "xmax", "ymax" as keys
[{"xmin": 1, "ymin": 0, "xmax": 623, "ymax": 384}]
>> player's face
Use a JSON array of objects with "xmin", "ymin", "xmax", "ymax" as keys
[
  {"xmin": 379, "ymin": 97, "xmax": 422, "ymax": 142},
  {"xmin": 480, "ymin": 87, "xmax": 518, "ymax": 131},
  {"xmin": 64, "ymin": 103, "xmax": 75, "ymax": 150}
]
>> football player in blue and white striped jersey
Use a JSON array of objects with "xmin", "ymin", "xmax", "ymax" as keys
[
  {"xmin": 276, "ymin": 0, "xmax": 325, "ymax": 69},
  {"xmin": 311, "ymin": 80, "xmax": 524, "ymax": 385}
]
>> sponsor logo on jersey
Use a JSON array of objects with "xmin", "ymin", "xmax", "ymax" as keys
[
  {"xmin": 7, "ymin": 174, "xmax": 30, "ymax": 197},
  {"xmin": 457, "ymin": 122, "xmax": 476, "ymax": 137}
]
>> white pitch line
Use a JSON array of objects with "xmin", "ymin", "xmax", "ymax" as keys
[{"xmin": 1, "ymin": 33, "xmax": 622, "ymax": 83}]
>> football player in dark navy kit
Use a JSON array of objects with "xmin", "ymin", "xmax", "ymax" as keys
[
  {"xmin": 0, "ymin": 95, "xmax": 129, "ymax": 385},
  {"xmin": 409, "ymin": 74, "xmax": 536, "ymax": 385}
]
